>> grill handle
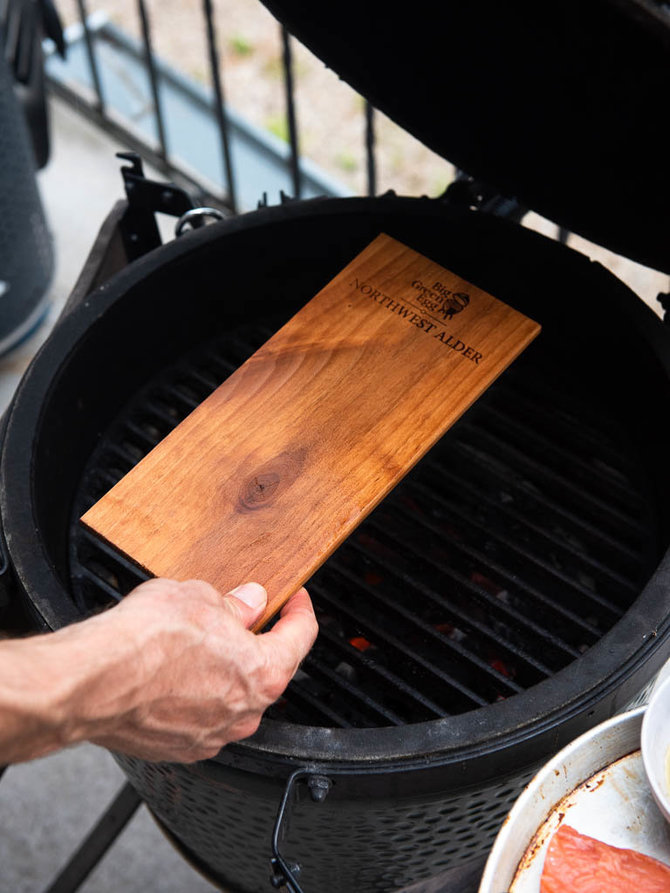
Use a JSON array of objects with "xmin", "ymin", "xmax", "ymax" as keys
[{"xmin": 270, "ymin": 768, "xmax": 332, "ymax": 892}]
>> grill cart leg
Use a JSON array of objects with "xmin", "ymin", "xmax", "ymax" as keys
[{"xmin": 43, "ymin": 782, "xmax": 142, "ymax": 893}]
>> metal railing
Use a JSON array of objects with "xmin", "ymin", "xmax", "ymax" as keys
[{"xmin": 56, "ymin": 0, "xmax": 378, "ymax": 214}]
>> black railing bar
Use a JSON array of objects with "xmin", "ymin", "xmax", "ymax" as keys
[
  {"xmin": 458, "ymin": 422, "xmax": 646, "ymax": 536},
  {"xmin": 280, "ymin": 25, "xmax": 301, "ymax": 198},
  {"xmin": 312, "ymin": 579, "xmax": 491, "ymax": 708},
  {"xmin": 302, "ymin": 654, "xmax": 405, "ymax": 725},
  {"xmin": 365, "ymin": 101, "xmax": 376, "ymax": 197},
  {"xmin": 75, "ymin": 0, "xmax": 105, "ymax": 114},
  {"xmin": 476, "ymin": 401, "xmax": 644, "ymax": 511},
  {"xmin": 136, "ymin": 0, "xmax": 169, "ymax": 163},
  {"xmin": 316, "ymin": 625, "xmax": 446, "ymax": 718},
  {"xmin": 283, "ymin": 677, "xmax": 354, "ymax": 728},
  {"xmin": 346, "ymin": 525, "xmax": 575, "ymax": 667},
  {"xmin": 202, "ymin": 0, "xmax": 238, "ymax": 212},
  {"xmin": 401, "ymin": 476, "xmax": 627, "ymax": 613},
  {"xmin": 422, "ymin": 455, "xmax": 638, "ymax": 592},
  {"xmin": 320, "ymin": 566, "xmax": 524, "ymax": 695},
  {"xmin": 75, "ymin": 565, "xmax": 123, "ymax": 603},
  {"xmin": 45, "ymin": 78, "xmax": 234, "ymax": 213},
  {"xmin": 377, "ymin": 491, "xmax": 611, "ymax": 636},
  {"xmin": 451, "ymin": 438, "xmax": 641, "ymax": 563}
]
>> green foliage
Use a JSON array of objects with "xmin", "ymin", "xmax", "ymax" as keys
[
  {"xmin": 265, "ymin": 114, "xmax": 289, "ymax": 143},
  {"xmin": 229, "ymin": 34, "xmax": 254, "ymax": 57},
  {"xmin": 335, "ymin": 151, "xmax": 358, "ymax": 173}
]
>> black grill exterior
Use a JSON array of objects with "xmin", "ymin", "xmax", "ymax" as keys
[{"xmin": 2, "ymin": 196, "xmax": 670, "ymax": 891}]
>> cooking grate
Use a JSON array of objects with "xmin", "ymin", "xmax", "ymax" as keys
[{"xmin": 70, "ymin": 317, "xmax": 657, "ymax": 729}]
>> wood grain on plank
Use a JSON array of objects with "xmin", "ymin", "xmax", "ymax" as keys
[{"xmin": 81, "ymin": 233, "xmax": 540, "ymax": 631}]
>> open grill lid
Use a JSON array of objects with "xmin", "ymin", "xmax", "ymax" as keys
[{"xmin": 262, "ymin": 0, "xmax": 670, "ymax": 274}]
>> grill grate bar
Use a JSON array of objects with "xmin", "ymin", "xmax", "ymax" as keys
[
  {"xmin": 140, "ymin": 399, "xmax": 188, "ymax": 431},
  {"xmin": 123, "ymin": 419, "xmax": 166, "ymax": 450},
  {"xmin": 79, "ymin": 529, "xmax": 149, "ymax": 581},
  {"xmin": 421, "ymin": 456, "xmax": 638, "ymax": 593},
  {"xmin": 316, "ymin": 625, "xmax": 447, "ymax": 720},
  {"xmin": 301, "ymin": 654, "xmax": 406, "ymax": 726},
  {"xmin": 311, "ymin": 580, "xmax": 491, "ymax": 711},
  {"xmin": 490, "ymin": 379, "xmax": 645, "ymax": 485},
  {"xmin": 380, "ymin": 489, "xmax": 608, "ymax": 639},
  {"xmin": 75, "ymin": 565, "xmax": 123, "ymax": 603},
  {"xmin": 459, "ymin": 422, "xmax": 646, "ymax": 537},
  {"xmin": 149, "ymin": 383, "xmax": 197, "ymax": 426},
  {"xmin": 477, "ymin": 402, "xmax": 644, "ymax": 512},
  {"xmin": 282, "ymin": 677, "xmax": 354, "ymax": 728},
  {"xmin": 104, "ymin": 442, "xmax": 139, "ymax": 473},
  {"xmin": 185, "ymin": 366, "xmax": 225, "ymax": 392},
  {"xmin": 409, "ymin": 473, "xmax": 630, "ymax": 613},
  {"xmin": 452, "ymin": 438, "xmax": 642, "ymax": 564},
  {"xmin": 321, "ymin": 564, "xmax": 523, "ymax": 699},
  {"xmin": 359, "ymin": 512, "xmax": 584, "ymax": 666}
]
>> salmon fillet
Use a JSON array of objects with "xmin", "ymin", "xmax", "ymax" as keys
[{"xmin": 540, "ymin": 824, "xmax": 670, "ymax": 893}]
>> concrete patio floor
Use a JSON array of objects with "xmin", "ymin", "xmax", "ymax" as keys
[{"xmin": 0, "ymin": 92, "xmax": 668, "ymax": 893}]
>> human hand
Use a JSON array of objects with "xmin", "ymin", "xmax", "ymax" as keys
[
  {"xmin": 0, "ymin": 578, "xmax": 318, "ymax": 765},
  {"xmin": 80, "ymin": 578, "xmax": 318, "ymax": 762}
]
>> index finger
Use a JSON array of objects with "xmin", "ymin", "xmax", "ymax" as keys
[{"xmin": 258, "ymin": 588, "xmax": 318, "ymax": 674}]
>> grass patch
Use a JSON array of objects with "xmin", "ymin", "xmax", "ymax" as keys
[
  {"xmin": 229, "ymin": 34, "xmax": 254, "ymax": 57},
  {"xmin": 265, "ymin": 114, "xmax": 289, "ymax": 143}
]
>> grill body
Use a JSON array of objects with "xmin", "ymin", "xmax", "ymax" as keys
[{"xmin": 2, "ymin": 196, "xmax": 670, "ymax": 891}]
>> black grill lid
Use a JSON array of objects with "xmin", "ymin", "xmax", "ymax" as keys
[{"xmin": 262, "ymin": 0, "xmax": 670, "ymax": 274}]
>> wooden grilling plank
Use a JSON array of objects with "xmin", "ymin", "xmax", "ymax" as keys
[{"xmin": 81, "ymin": 233, "xmax": 540, "ymax": 631}]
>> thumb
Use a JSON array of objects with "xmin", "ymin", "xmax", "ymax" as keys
[{"xmin": 221, "ymin": 582, "xmax": 268, "ymax": 629}]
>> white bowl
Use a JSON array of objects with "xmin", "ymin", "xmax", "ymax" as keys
[{"xmin": 641, "ymin": 672, "xmax": 670, "ymax": 823}]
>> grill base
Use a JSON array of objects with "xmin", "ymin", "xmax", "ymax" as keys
[{"xmin": 115, "ymin": 752, "xmax": 536, "ymax": 893}]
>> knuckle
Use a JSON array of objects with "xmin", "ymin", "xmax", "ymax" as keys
[
  {"xmin": 234, "ymin": 716, "xmax": 262, "ymax": 741},
  {"xmin": 263, "ymin": 666, "xmax": 290, "ymax": 703}
]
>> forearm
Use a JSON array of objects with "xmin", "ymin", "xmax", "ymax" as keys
[
  {"xmin": 0, "ymin": 615, "xmax": 141, "ymax": 765},
  {"xmin": 0, "ymin": 632, "xmax": 77, "ymax": 764},
  {"xmin": 0, "ymin": 579, "xmax": 318, "ymax": 766}
]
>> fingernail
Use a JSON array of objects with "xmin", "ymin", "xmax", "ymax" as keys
[{"xmin": 229, "ymin": 582, "xmax": 267, "ymax": 610}]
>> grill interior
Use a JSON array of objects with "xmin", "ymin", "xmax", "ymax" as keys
[{"xmin": 69, "ymin": 312, "xmax": 659, "ymax": 729}]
